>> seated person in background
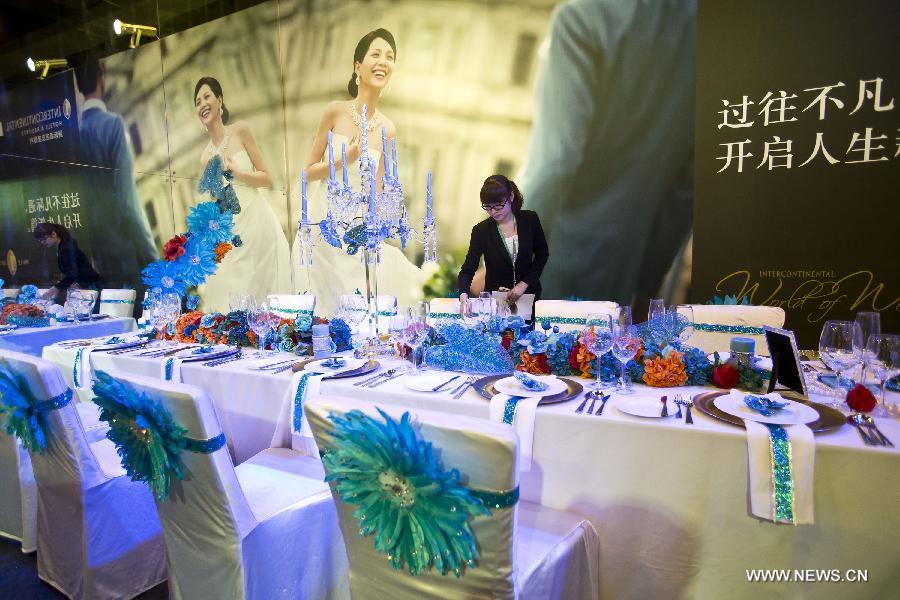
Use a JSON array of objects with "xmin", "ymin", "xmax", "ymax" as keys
[{"xmin": 33, "ymin": 222, "xmax": 104, "ymax": 306}]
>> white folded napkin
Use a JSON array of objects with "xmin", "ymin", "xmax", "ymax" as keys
[
  {"xmin": 489, "ymin": 393, "xmax": 541, "ymax": 472},
  {"xmin": 73, "ymin": 346, "xmax": 97, "ymax": 390},
  {"xmin": 744, "ymin": 419, "xmax": 815, "ymax": 524}
]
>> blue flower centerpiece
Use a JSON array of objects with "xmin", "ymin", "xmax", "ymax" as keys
[{"xmin": 321, "ymin": 408, "xmax": 491, "ymax": 576}]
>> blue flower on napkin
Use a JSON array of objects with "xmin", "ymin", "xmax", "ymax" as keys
[
  {"xmin": 743, "ymin": 394, "xmax": 788, "ymax": 417},
  {"xmin": 104, "ymin": 336, "xmax": 125, "ymax": 345},
  {"xmin": 191, "ymin": 346, "xmax": 216, "ymax": 355},
  {"xmin": 321, "ymin": 357, "xmax": 346, "ymax": 370},
  {"xmin": 514, "ymin": 371, "xmax": 549, "ymax": 391}
]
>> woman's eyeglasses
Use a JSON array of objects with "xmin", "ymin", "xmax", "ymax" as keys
[{"xmin": 482, "ymin": 200, "xmax": 508, "ymax": 213}]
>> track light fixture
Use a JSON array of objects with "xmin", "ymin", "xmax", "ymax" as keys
[
  {"xmin": 113, "ymin": 19, "xmax": 158, "ymax": 48},
  {"xmin": 26, "ymin": 58, "xmax": 68, "ymax": 79}
]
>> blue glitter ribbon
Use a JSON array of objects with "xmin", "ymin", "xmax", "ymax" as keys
[
  {"xmin": 182, "ymin": 432, "xmax": 227, "ymax": 454},
  {"xmin": 764, "ymin": 423, "xmax": 795, "ymax": 524},
  {"xmin": 293, "ymin": 372, "xmax": 315, "ymax": 432},
  {"xmin": 33, "ymin": 388, "xmax": 74, "ymax": 413},
  {"xmin": 536, "ymin": 316, "xmax": 588, "ymax": 325},
  {"xmin": 271, "ymin": 307, "xmax": 313, "ymax": 316},
  {"xmin": 100, "ymin": 299, "xmax": 134, "ymax": 304},
  {"xmin": 73, "ymin": 347, "xmax": 85, "ymax": 387},
  {"xmin": 469, "ymin": 485, "xmax": 519, "ymax": 509},
  {"xmin": 694, "ymin": 323, "xmax": 764, "ymax": 335},
  {"xmin": 164, "ymin": 358, "xmax": 175, "ymax": 381},
  {"xmin": 428, "ymin": 312, "xmax": 462, "ymax": 320},
  {"xmin": 502, "ymin": 396, "xmax": 521, "ymax": 425}
]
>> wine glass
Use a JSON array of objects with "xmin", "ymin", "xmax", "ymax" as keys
[
  {"xmin": 819, "ymin": 320, "xmax": 863, "ymax": 410},
  {"xmin": 583, "ymin": 313, "xmax": 615, "ymax": 389},
  {"xmin": 340, "ymin": 294, "xmax": 368, "ymax": 333},
  {"xmin": 854, "ymin": 311, "xmax": 881, "ymax": 383},
  {"xmin": 405, "ymin": 306, "xmax": 430, "ymax": 376},
  {"xmin": 64, "ymin": 289, "xmax": 83, "ymax": 323},
  {"xmin": 150, "ymin": 292, "xmax": 180, "ymax": 345},
  {"xmin": 618, "ymin": 306, "xmax": 633, "ymax": 328},
  {"xmin": 866, "ymin": 334, "xmax": 900, "ymax": 417},
  {"xmin": 667, "ymin": 305, "xmax": 695, "ymax": 348},
  {"xmin": 81, "ymin": 292, "xmax": 97, "ymax": 321},
  {"xmin": 648, "ymin": 299, "xmax": 665, "ymax": 323},
  {"xmin": 612, "ymin": 324, "xmax": 640, "ymax": 394},
  {"xmin": 247, "ymin": 302, "xmax": 275, "ymax": 357},
  {"xmin": 388, "ymin": 313, "xmax": 410, "ymax": 366}
]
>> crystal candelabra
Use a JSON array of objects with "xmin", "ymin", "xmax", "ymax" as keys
[{"xmin": 295, "ymin": 104, "xmax": 437, "ymax": 332}]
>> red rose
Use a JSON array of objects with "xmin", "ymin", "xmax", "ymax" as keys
[
  {"xmin": 712, "ymin": 363, "xmax": 740, "ymax": 389},
  {"xmin": 568, "ymin": 345, "xmax": 581, "ymax": 370},
  {"xmin": 846, "ymin": 384, "xmax": 877, "ymax": 413},
  {"xmin": 163, "ymin": 235, "xmax": 188, "ymax": 261},
  {"xmin": 501, "ymin": 330, "xmax": 513, "ymax": 350}
]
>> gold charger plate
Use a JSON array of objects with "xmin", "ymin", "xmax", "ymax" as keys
[
  {"xmin": 473, "ymin": 375, "xmax": 583, "ymax": 405},
  {"xmin": 693, "ymin": 390, "xmax": 844, "ymax": 433}
]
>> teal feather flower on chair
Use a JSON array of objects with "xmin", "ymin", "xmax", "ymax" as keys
[
  {"xmin": 0, "ymin": 361, "xmax": 70, "ymax": 453},
  {"xmin": 321, "ymin": 408, "xmax": 492, "ymax": 577},
  {"xmin": 91, "ymin": 371, "xmax": 190, "ymax": 501}
]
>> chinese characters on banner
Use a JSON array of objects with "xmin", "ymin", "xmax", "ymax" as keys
[
  {"xmin": 26, "ymin": 192, "xmax": 83, "ymax": 232},
  {"xmin": 716, "ymin": 77, "xmax": 897, "ymax": 173}
]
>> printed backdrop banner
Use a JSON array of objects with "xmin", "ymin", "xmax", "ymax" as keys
[{"xmin": 693, "ymin": 0, "xmax": 899, "ymax": 347}]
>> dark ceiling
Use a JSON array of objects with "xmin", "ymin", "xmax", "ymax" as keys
[{"xmin": 0, "ymin": 0, "xmax": 266, "ymax": 91}]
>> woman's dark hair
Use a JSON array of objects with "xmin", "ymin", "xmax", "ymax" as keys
[
  {"xmin": 480, "ymin": 174, "xmax": 524, "ymax": 213},
  {"xmin": 348, "ymin": 28, "xmax": 397, "ymax": 98},
  {"xmin": 33, "ymin": 222, "xmax": 71, "ymax": 242},
  {"xmin": 194, "ymin": 76, "xmax": 229, "ymax": 124}
]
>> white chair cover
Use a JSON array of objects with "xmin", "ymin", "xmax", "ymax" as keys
[
  {"xmin": 427, "ymin": 298, "xmax": 462, "ymax": 326},
  {"xmin": 267, "ymin": 293, "xmax": 316, "ymax": 321},
  {"xmin": 108, "ymin": 371, "xmax": 349, "ymax": 600},
  {"xmin": 534, "ymin": 300, "xmax": 620, "ymax": 333},
  {"xmin": 0, "ymin": 351, "xmax": 165, "ymax": 599},
  {"xmin": 306, "ymin": 396, "xmax": 599, "ymax": 600},
  {"xmin": 3, "ymin": 288, "xmax": 21, "ymax": 300},
  {"xmin": 98, "ymin": 289, "xmax": 137, "ymax": 317},
  {"xmin": 687, "ymin": 305, "xmax": 785, "ymax": 356}
]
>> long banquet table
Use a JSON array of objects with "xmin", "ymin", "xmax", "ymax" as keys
[
  {"xmin": 41, "ymin": 343, "xmax": 900, "ymax": 599},
  {"xmin": 0, "ymin": 317, "xmax": 136, "ymax": 356}
]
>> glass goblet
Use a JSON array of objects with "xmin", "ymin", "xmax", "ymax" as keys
[
  {"xmin": 819, "ymin": 320, "xmax": 863, "ymax": 410},
  {"xmin": 612, "ymin": 324, "xmax": 640, "ymax": 394},
  {"xmin": 866, "ymin": 334, "xmax": 900, "ymax": 417}
]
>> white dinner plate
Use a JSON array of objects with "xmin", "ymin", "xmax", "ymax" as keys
[
  {"xmin": 493, "ymin": 374, "xmax": 567, "ymax": 398},
  {"xmin": 405, "ymin": 373, "xmax": 463, "ymax": 392},
  {"xmin": 172, "ymin": 344, "xmax": 235, "ymax": 361},
  {"xmin": 713, "ymin": 393, "xmax": 818, "ymax": 426},
  {"xmin": 304, "ymin": 357, "xmax": 365, "ymax": 375},
  {"xmin": 616, "ymin": 396, "xmax": 679, "ymax": 418}
]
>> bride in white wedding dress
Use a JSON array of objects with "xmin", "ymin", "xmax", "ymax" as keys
[
  {"xmin": 194, "ymin": 77, "xmax": 291, "ymax": 312},
  {"xmin": 291, "ymin": 28, "xmax": 425, "ymax": 317}
]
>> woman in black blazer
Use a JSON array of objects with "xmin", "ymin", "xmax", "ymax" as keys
[
  {"xmin": 33, "ymin": 222, "xmax": 104, "ymax": 305},
  {"xmin": 458, "ymin": 175, "xmax": 549, "ymax": 308}
]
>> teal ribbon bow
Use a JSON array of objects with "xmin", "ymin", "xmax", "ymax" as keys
[{"xmin": 0, "ymin": 362, "xmax": 72, "ymax": 453}]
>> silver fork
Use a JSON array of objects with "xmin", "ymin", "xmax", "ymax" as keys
[
  {"xmin": 451, "ymin": 376, "xmax": 477, "ymax": 399},
  {"xmin": 367, "ymin": 372, "xmax": 403, "ymax": 388}
]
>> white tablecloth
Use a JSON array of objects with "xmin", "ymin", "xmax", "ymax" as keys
[
  {"xmin": 1, "ymin": 317, "xmax": 136, "ymax": 356},
  {"xmin": 40, "ymin": 346, "xmax": 900, "ymax": 599}
]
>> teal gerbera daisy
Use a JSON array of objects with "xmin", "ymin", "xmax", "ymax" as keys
[
  {"xmin": 141, "ymin": 259, "xmax": 187, "ymax": 296},
  {"xmin": 176, "ymin": 237, "xmax": 218, "ymax": 287},
  {"xmin": 186, "ymin": 201, "xmax": 234, "ymax": 244},
  {"xmin": 321, "ymin": 408, "xmax": 492, "ymax": 576}
]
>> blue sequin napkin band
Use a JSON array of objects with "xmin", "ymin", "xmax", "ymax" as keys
[
  {"xmin": 764, "ymin": 423, "xmax": 795, "ymax": 524},
  {"xmin": 502, "ymin": 396, "xmax": 521, "ymax": 425},
  {"xmin": 694, "ymin": 323, "xmax": 764, "ymax": 335},
  {"xmin": 293, "ymin": 372, "xmax": 314, "ymax": 432}
]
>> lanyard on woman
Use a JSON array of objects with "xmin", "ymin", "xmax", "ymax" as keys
[{"xmin": 495, "ymin": 222, "xmax": 518, "ymax": 288}]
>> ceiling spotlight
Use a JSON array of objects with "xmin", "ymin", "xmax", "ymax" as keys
[
  {"xmin": 26, "ymin": 58, "xmax": 68, "ymax": 79},
  {"xmin": 113, "ymin": 19, "xmax": 158, "ymax": 48}
]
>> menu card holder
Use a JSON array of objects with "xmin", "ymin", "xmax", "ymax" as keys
[{"xmin": 763, "ymin": 325, "xmax": 808, "ymax": 396}]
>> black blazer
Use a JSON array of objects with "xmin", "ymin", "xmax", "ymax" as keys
[
  {"xmin": 55, "ymin": 238, "xmax": 104, "ymax": 291},
  {"xmin": 458, "ymin": 210, "xmax": 549, "ymax": 299}
]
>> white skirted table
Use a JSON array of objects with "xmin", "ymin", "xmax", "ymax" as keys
[
  {"xmin": 41, "ymin": 345, "xmax": 900, "ymax": 599},
  {"xmin": 1, "ymin": 317, "xmax": 136, "ymax": 356}
]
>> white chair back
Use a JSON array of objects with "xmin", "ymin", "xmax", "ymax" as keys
[
  {"xmin": 306, "ymin": 396, "xmax": 519, "ymax": 599},
  {"xmin": 267, "ymin": 293, "xmax": 316, "ymax": 320},
  {"xmin": 534, "ymin": 300, "xmax": 621, "ymax": 333},
  {"xmin": 0, "ymin": 350, "xmax": 166, "ymax": 599},
  {"xmin": 3, "ymin": 288, "xmax": 21, "ymax": 300},
  {"xmin": 105, "ymin": 372, "xmax": 256, "ymax": 597},
  {"xmin": 99, "ymin": 288, "xmax": 137, "ymax": 317},
  {"xmin": 687, "ymin": 305, "xmax": 785, "ymax": 356},
  {"xmin": 0, "ymin": 425, "xmax": 37, "ymax": 552},
  {"xmin": 427, "ymin": 297, "xmax": 462, "ymax": 326}
]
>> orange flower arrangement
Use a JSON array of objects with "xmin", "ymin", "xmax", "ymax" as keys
[
  {"xmin": 1, "ymin": 303, "xmax": 46, "ymax": 324},
  {"xmin": 214, "ymin": 242, "xmax": 233, "ymax": 263},
  {"xmin": 173, "ymin": 311, "xmax": 203, "ymax": 342},
  {"xmin": 517, "ymin": 350, "xmax": 552, "ymax": 375},
  {"xmin": 642, "ymin": 350, "xmax": 688, "ymax": 387},
  {"xmin": 570, "ymin": 340, "xmax": 596, "ymax": 378}
]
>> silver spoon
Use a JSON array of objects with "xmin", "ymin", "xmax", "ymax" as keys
[
  {"xmin": 847, "ymin": 414, "xmax": 877, "ymax": 445},
  {"xmin": 858, "ymin": 414, "xmax": 893, "ymax": 447}
]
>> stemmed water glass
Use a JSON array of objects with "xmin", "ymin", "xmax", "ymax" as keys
[
  {"xmin": 819, "ymin": 320, "xmax": 863, "ymax": 410},
  {"xmin": 582, "ymin": 313, "xmax": 614, "ymax": 389},
  {"xmin": 648, "ymin": 298, "xmax": 665, "ymax": 323},
  {"xmin": 64, "ymin": 289, "xmax": 83, "ymax": 323},
  {"xmin": 388, "ymin": 313, "xmax": 411, "ymax": 368},
  {"xmin": 866, "ymin": 334, "xmax": 900, "ymax": 417},
  {"xmin": 149, "ymin": 292, "xmax": 180, "ymax": 345},
  {"xmin": 247, "ymin": 302, "xmax": 277, "ymax": 357},
  {"xmin": 612, "ymin": 324, "xmax": 640, "ymax": 394},
  {"xmin": 854, "ymin": 311, "xmax": 880, "ymax": 383},
  {"xmin": 340, "ymin": 294, "xmax": 369, "ymax": 334}
]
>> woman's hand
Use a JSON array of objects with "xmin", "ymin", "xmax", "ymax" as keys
[
  {"xmin": 221, "ymin": 154, "xmax": 241, "ymax": 178},
  {"xmin": 506, "ymin": 282, "xmax": 529, "ymax": 304}
]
